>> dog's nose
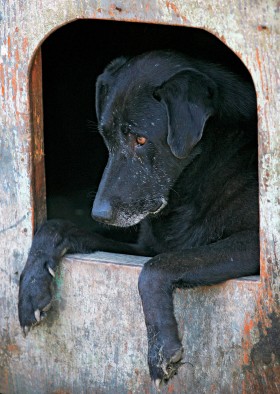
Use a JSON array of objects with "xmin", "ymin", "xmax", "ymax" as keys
[{"xmin": 91, "ymin": 199, "xmax": 113, "ymax": 223}]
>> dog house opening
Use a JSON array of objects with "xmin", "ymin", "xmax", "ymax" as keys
[{"xmin": 32, "ymin": 20, "xmax": 259, "ymax": 262}]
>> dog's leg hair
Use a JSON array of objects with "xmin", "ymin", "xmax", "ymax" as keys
[{"xmin": 138, "ymin": 230, "xmax": 259, "ymax": 385}]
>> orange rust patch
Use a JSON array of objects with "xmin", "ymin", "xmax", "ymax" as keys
[
  {"xmin": 244, "ymin": 319, "xmax": 254, "ymax": 335},
  {"xmin": 242, "ymin": 314, "xmax": 254, "ymax": 365},
  {"xmin": 255, "ymin": 48, "xmax": 265, "ymax": 94},
  {"xmin": 7, "ymin": 35, "xmax": 11, "ymax": 59},
  {"xmin": 219, "ymin": 35, "xmax": 227, "ymax": 45},
  {"xmin": 15, "ymin": 47, "xmax": 20, "ymax": 64},
  {"xmin": 257, "ymin": 25, "xmax": 268, "ymax": 31},
  {"xmin": 6, "ymin": 344, "xmax": 20, "ymax": 354},
  {"xmin": 108, "ymin": 4, "xmax": 120, "ymax": 17},
  {"xmin": 0, "ymin": 64, "xmax": 4, "ymax": 100},
  {"xmin": 22, "ymin": 37, "xmax": 28, "ymax": 54},
  {"xmin": 166, "ymin": 1, "xmax": 188, "ymax": 23},
  {"xmin": 168, "ymin": 383, "xmax": 175, "ymax": 393}
]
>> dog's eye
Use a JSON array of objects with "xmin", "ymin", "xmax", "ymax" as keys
[{"xmin": 136, "ymin": 136, "xmax": 147, "ymax": 146}]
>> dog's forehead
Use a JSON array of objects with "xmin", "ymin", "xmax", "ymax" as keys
[
  {"xmin": 115, "ymin": 51, "xmax": 186, "ymax": 84},
  {"xmin": 100, "ymin": 52, "xmax": 188, "ymax": 135},
  {"xmin": 101, "ymin": 81, "xmax": 165, "ymax": 133},
  {"xmin": 115, "ymin": 89, "xmax": 166, "ymax": 135}
]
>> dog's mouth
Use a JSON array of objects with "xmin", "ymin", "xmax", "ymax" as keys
[
  {"xmin": 150, "ymin": 198, "xmax": 168, "ymax": 215},
  {"xmin": 92, "ymin": 197, "xmax": 168, "ymax": 228},
  {"xmin": 105, "ymin": 198, "xmax": 168, "ymax": 228}
]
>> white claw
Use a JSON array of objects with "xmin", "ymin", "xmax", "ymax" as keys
[
  {"xmin": 34, "ymin": 309, "xmax": 41, "ymax": 322},
  {"xmin": 162, "ymin": 363, "xmax": 168, "ymax": 376},
  {"xmin": 22, "ymin": 326, "xmax": 30, "ymax": 337},
  {"xmin": 48, "ymin": 266, "xmax": 55, "ymax": 277},
  {"xmin": 155, "ymin": 379, "xmax": 162, "ymax": 391}
]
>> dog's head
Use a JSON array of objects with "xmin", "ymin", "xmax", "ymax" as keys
[{"xmin": 91, "ymin": 51, "xmax": 218, "ymax": 227}]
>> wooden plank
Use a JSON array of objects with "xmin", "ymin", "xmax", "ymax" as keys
[{"xmin": 1, "ymin": 254, "xmax": 261, "ymax": 394}]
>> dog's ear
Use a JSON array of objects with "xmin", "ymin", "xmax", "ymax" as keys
[
  {"xmin": 153, "ymin": 70, "xmax": 217, "ymax": 159},
  {"xmin": 96, "ymin": 56, "xmax": 130, "ymax": 122}
]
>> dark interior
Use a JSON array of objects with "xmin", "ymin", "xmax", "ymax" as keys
[{"xmin": 42, "ymin": 20, "xmax": 254, "ymax": 241}]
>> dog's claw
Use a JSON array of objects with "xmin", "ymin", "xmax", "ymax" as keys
[
  {"xmin": 48, "ymin": 266, "xmax": 55, "ymax": 278},
  {"xmin": 42, "ymin": 302, "xmax": 52, "ymax": 312},
  {"xmin": 155, "ymin": 379, "xmax": 162, "ymax": 391},
  {"xmin": 34, "ymin": 309, "xmax": 41, "ymax": 322},
  {"xmin": 22, "ymin": 326, "xmax": 30, "ymax": 337},
  {"xmin": 151, "ymin": 346, "xmax": 184, "ymax": 386},
  {"xmin": 162, "ymin": 363, "xmax": 168, "ymax": 376}
]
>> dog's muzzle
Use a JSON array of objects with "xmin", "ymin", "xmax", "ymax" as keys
[{"xmin": 92, "ymin": 197, "xmax": 168, "ymax": 227}]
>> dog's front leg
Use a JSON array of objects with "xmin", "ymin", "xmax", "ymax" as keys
[
  {"xmin": 18, "ymin": 219, "xmax": 147, "ymax": 333},
  {"xmin": 138, "ymin": 230, "xmax": 259, "ymax": 386}
]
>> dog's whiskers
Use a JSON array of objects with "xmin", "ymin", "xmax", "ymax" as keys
[{"xmin": 87, "ymin": 119, "xmax": 99, "ymax": 133}]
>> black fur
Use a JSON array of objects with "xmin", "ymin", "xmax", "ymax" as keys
[{"xmin": 18, "ymin": 50, "xmax": 259, "ymax": 384}]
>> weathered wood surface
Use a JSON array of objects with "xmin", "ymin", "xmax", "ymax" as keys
[
  {"xmin": 1, "ymin": 253, "xmax": 260, "ymax": 394},
  {"xmin": 0, "ymin": 0, "xmax": 279, "ymax": 393}
]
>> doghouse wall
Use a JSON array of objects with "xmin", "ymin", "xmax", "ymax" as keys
[{"xmin": 0, "ymin": 1, "xmax": 279, "ymax": 393}]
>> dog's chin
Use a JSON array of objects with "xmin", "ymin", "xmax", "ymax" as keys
[
  {"xmin": 111, "ymin": 198, "xmax": 168, "ymax": 228},
  {"xmin": 110, "ymin": 212, "xmax": 148, "ymax": 228}
]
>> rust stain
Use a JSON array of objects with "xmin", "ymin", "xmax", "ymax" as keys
[
  {"xmin": 22, "ymin": 37, "xmax": 28, "ymax": 54},
  {"xmin": 244, "ymin": 318, "xmax": 254, "ymax": 336},
  {"xmin": 168, "ymin": 382, "xmax": 175, "ymax": 393},
  {"xmin": 219, "ymin": 34, "xmax": 228, "ymax": 45},
  {"xmin": 255, "ymin": 47, "xmax": 265, "ymax": 96},
  {"xmin": 0, "ymin": 63, "xmax": 5, "ymax": 100},
  {"xmin": 166, "ymin": 1, "xmax": 188, "ymax": 23},
  {"xmin": 108, "ymin": 4, "xmax": 122, "ymax": 18},
  {"xmin": 7, "ymin": 35, "xmax": 11, "ymax": 59},
  {"xmin": 6, "ymin": 343, "xmax": 20, "ymax": 354},
  {"xmin": 242, "ymin": 314, "xmax": 254, "ymax": 365},
  {"xmin": 15, "ymin": 47, "xmax": 20, "ymax": 64},
  {"xmin": 11, "ymin": 69, "xmax": 17, "ymax": 103},
  {"xmin": 28, "ymin": 48, "xmax": 47, "ymax": 230},
  {"xmin": 257, "ymin": 25, "xmax": 268, "ymax": 32}
]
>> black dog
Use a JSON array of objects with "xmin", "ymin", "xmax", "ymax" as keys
[{"xmin": 19, "ymin": 50, "xmax": 259, "ymax": 386}]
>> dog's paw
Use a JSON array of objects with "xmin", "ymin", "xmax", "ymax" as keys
[
  {"xmin": 153, "ymin": 347, "xmax": 184, "ymax": 390},
  {"xmin": 18, "ymin": 253, "xmax": 57, "ymax": 335},
  {"xmin": 147, "ymin": 326, "xmax": 184, "ymax": 389}
]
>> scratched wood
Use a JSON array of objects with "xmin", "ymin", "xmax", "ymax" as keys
[{"xmin": 0, "ymin": 1, "xmax": 279, "ymax": 393}]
